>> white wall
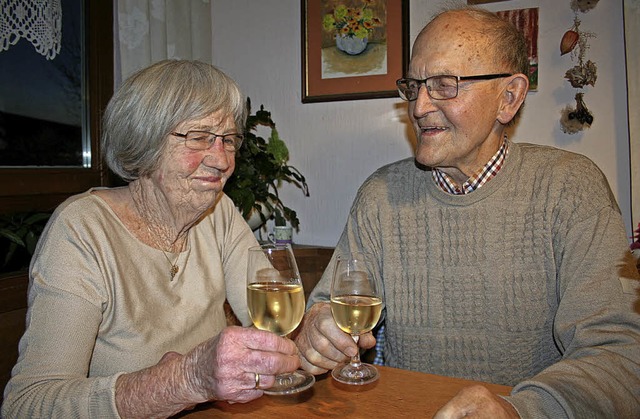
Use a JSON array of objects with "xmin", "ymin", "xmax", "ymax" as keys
[{"xmin": 212, "ymin": 0, "xmax": 633, "ymax": 247}]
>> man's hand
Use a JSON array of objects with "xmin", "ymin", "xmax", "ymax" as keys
[
  {"xmin": 294, "ymin": 302, "xmax": 376, "ymax": 374},
  {"xmin": 433, "ymin": 385, "xmax": 520, "ymax": 418}
]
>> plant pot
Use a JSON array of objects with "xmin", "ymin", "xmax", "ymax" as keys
[{"xmin": 244, "ymin": 200, "xmax": 275, "ymax": 231}]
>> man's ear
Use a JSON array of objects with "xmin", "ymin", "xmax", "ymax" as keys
[{"xmin": 497, "ymin": 74, "xmax": 529, "ymax": 124}]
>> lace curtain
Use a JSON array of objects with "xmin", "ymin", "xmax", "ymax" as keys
[
  {"xmin": 0, "ymin": 0, "xmax": 62, "ymax": 60},
  {"xmin": 115, "ymin": 0, "xmax": 212, "ymax": 85}
]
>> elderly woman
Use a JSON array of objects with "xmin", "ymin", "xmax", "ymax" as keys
[{"xmin": 1, "ymin": 60, "xmax": 299, "ymax": 418}]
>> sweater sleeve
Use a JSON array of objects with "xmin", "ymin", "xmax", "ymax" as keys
[
  {"xmin": 307, "ymin": 172, "xmax": 386, "ymax": 308},
  {"xmin": 506, "ymin": 159, "xmax": 640, "ymax": 417},
  {"xmin": 1, "ymin": 206, "xmax": 123, "ymax": 418}
]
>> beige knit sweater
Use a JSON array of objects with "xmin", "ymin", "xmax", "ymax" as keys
[
  {"xmin": 309, "ymin": 140, "xmax": 640, "ymax": 418},
  {"xmin": 2, "ymin": 190, "xmax": 258, "ymax": 418}
]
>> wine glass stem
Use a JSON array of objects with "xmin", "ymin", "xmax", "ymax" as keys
[
  {"xmin": 276, "ymin": 373, "xmax": 294, "ymax": 386},
  {"xmin": 350, "ymin": 335, "xmax": 361, "ymax": 367}
]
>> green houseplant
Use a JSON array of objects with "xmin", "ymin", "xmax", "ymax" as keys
[
  {"xmin": 0, "ymin": 211, "xmax": 51, "ymax": 273},
  {"xmin": 224, "ymin": 99, "xmax": 309, "ymax": 231}
]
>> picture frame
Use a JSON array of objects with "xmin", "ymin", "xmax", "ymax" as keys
[
  {"xmin": 301, "ymin": 0, "xmax": 409, "ymax": 103},
  {"xmin": 496, "ymin": 8, "xmax": 539, "ymax": 90},
  {"xmin": 624, "ymin": 0, "xmax": 639, "ymax": 231}
]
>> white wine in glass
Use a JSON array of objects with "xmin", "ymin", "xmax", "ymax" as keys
[
  {"xmin": 247, "ymin": 244, "xmax": 315, "ymax": 395},
  {"xmin": 330, "ymin": 251, "xmax": 384, "ymax": 385},
  {"xmin": 247, "ymin": 282, "xmax": 304, "ymax": 335}
]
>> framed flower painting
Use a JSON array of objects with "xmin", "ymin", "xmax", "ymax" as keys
[{"xmin": 301, "ymin": 0, "xmax": 409, "ymax": 103}]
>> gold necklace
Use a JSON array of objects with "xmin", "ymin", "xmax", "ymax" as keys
[
  {"xmin": 131, "ymin": 190, "xmax": 183, "ymax": 281},
  {"xmin": 161, "ymin": 250, "xmax": 180, "ymax": 281},
  {"xmin": 143, "ymin": 223, "xmax": 181, "ymax": 281}
]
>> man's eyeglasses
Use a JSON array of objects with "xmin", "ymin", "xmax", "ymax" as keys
[
  {"xmin": 171, "ymin": 131, "xmax": 244, "ymax": 152},
  {"xmin": 396, "ymin": 73, "xmax": 512, "ymax": 101}
]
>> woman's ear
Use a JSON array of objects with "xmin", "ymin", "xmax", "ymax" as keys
[{"xmin": 497, "ymin": 74, "xmax": 529, "ymax": 124}]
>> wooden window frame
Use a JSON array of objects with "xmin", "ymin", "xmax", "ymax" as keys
[{"xmin": 0, "ymin": 1, "xmax": 114, "ymax": 214}]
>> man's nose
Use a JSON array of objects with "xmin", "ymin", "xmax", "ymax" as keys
[{"xmin": 412, "ymin": 86, "xmax": 438, "ymax": 116}]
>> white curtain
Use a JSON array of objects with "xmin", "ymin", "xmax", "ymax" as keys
[{"xmin": 115, "ymin": 0, "xmax": 212, "ymax": 85}]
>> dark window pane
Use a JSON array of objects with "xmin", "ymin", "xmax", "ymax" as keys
[{"xmin": 0, "ymin": 0, "xmax": 85, "ymax": 167}]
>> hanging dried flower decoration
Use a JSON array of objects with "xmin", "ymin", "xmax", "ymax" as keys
[
  {"xmin": 571, "ymin": 0, "xmax": 600, "ymax": 13},
  {"xmin": 561, "ymin": 92, "xmax": 594, "ymax": 134},
  {"xmin": 559, "ymin": 8, "xmax": 597, "ymax": 134},
  {"xmin": 565, "ymin": 59, "xmax": 597, "ymax": 88},
  {"xmin": 560, "ymin": 30, "xmax": 579, "ymax": 55},
  {"xmin": 562, "ymin": 16, "xmax": 597, "ymax": 87}
]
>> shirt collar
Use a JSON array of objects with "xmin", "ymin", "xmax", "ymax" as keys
[{"xmin": 432, "ymin": 136, "xmax": 509, "ymax": 195}]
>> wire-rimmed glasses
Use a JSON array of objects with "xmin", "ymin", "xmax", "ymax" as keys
[
  {"xmin": 171, "ymin": 130, "xmax": 244, "ymax": 152},
  {"xmin": 396, "ymin": 73, "xmax": 512, "ymax": 101}
]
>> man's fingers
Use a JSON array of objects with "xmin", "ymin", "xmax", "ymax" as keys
[{"xmin": 358, "ymin": 331, "xmax": 376, "ymax": 349}]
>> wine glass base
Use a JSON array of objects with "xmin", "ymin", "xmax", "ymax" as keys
[
  {"xmin": 331, "ymin": 362, "xmax": 379, "ymax": 385},
  {"xmin": 263, "ymin": 370, "xmax": 316, "ymax": 395}
]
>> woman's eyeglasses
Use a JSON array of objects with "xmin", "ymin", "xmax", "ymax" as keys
[{"xmin": 171, "ymin": 131, "xmax": 244, "ymax": 152}]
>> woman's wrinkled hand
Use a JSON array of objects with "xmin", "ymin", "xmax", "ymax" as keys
[
  {"xmin": 293, "ymin": 302, "xmax": 376, "ymax": 375},
  {"xmin": 184, "ymin": 326, "xmax": 300, "ymax": 403}
]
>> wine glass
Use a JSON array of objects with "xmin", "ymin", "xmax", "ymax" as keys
[
  {"xmin": 246, "ymin": 243, "xmax": 315, "ymax": 395},
  {"xmin": 330, "ymin": 251, "xmax": 384, "ymax": 385}
]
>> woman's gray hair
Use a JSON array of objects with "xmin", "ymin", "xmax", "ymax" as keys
[{"xmin": 102, "ymin": 60, "xmax": 246, "ymax": 181}]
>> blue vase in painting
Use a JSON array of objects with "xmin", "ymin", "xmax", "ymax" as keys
[{"xmin": 335, "ymin": 34, "xmax": 368, "ymax": 55}]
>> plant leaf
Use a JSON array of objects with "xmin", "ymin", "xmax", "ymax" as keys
[
  {"xmin": 0, "ymin": 230, "xmax": 26, "ymax": 247},
  {"xmin": 224, "ymin": 98, "xmax": 309, "ymax": 229}
]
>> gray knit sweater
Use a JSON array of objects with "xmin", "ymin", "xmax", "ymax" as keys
[{"xmin": 309, "ymin": 140, "xmax": 640, "ymax": 418}]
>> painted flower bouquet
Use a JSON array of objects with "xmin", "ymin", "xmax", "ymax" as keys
[{"xmin": 322, "ymin": 0, "xmax": 382, "ymax": 40}]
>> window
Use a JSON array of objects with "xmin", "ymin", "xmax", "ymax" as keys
[
  {"xmin": 0, "ymin": 1, "xmax": 114, "ymax": 213},
  {"xmin": 1, "ymin": 0, "xmax": 83, "ymax": 167}
]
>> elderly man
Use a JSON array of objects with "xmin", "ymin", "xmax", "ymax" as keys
[{"xmin": 294, "ymin": 6, "xmax": 640, "ymax": 418}]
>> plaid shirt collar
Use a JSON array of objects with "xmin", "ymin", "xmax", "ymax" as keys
[{"xmin": 432, "ymin": 136, "xmax": 509, "ymax": 195}]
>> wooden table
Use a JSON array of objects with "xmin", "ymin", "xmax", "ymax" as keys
[{"xmin": 177, "ymin": 366, "xmax": 512, "ymax": 418}]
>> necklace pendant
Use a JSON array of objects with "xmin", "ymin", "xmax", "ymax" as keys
[{"xmin": 170, "ymin": 265, "xmax": 179, "ymax": 280}]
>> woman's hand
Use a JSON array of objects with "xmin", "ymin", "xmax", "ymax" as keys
[
  {"xmin": 115, "ymin": 326, "xmax": 300, "ymax": 418},
  {"xmin": 185, "ymin": 326, "xmax": 300, "ymax": 403},
  {"xmin": 294, "ymin": 302, "xmax": 376, "ymax": 374}
]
